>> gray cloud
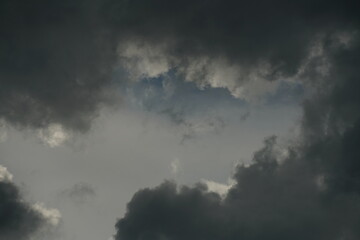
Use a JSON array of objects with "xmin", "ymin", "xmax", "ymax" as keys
[
  {"xmin": 2, "ymin": 1, "xmax": 360, "ymax": 239},
  {"xmin": 159, "ymin": 108, "xmax": 227, "ymax": 144},
  {"xmin": 0, "ymin": 0, "xmax": 118, "ymax": 132},
  {"xmin": 0, "ymin": 165, "xmax": 60, "ymax": 240},
  {"xmin": 115, "ymin": 131, "xmax": 360, "ymax": 240},
  {"xmin": 114, "ymin": 1, "xmax": 360, "ymax": 239},
  {"xmin": 0, "ymin": 181, "xmax": 43, "ymax": 240},
  {"xmin": 109, "ymin": 0, "xmax": 360, "ymax": 99},
  {"xmin": 60, "ymin": 182, "xmax": 96, "ymax": 204},
  {"xmin": 2, "ymin": 0, "xmax": 359, "ymax": 133}
]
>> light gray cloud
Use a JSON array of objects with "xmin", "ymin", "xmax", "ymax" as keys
[{"xmin": 60, "ymin": 182, "xmax": 96, "ymax": 204}]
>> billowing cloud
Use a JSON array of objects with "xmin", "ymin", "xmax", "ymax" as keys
[
  {"xmin": 0, "ymin": 165, "xmax": 60, "ymax": 240},
  {"xmin": 115, "ymin": 132, "xmax": 360, "ymax": 240},
  {"xmin": 2, "ymin": 0, "xmax": 360, "ymax": 239},
  {"xmin": 113, "ymin": 1, "xmax": 360, "ymax": 239},
  {"xmin": 2, "ymin": 0, "xmax": 359, "ymax": 134},
  {"xmin": 110, "ymin": 0, "xmax": 360, "ymax": 100}
]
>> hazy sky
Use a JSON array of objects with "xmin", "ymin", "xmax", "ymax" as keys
[{"xmin": 0, "ymin": 1, "xmax": 360, "ymax": 240}]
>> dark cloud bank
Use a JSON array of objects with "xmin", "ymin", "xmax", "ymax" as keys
[
  {"xmin": 0, "ymin": 0, "xmax": 117, "ymax": 131},
  {"xmin": 0, "ymin": 185, "xmax": 40, "ymax": 240},
  {"xmin": 1, "ymin": 0, "xmax": 359, "ymax": 131},
  {"xmin": 2, "ymin": 0, "xmax": 360, "ymax": 240},
  {"xmin": 0, "ymin": 172, "xmax": 55, "ymax": 240}
]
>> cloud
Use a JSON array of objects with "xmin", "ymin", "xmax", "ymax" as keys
[
  {"xmin": 0, "ymin": 165, "xmax": 13, "ymax": 182},
  {"xmin": 117, "ymin": 38, "xmax": 298, "ymax": 102},
  {"xmin": 115, "ymin": 134, "xmax": 360, "ymax": 240},
  {"xmin": 200, "ymin": 179, "xmax": 234, "ymax": 197},
  {"xmin": 2, "ymin": 1, "xmax": 360, "ymax": 238},
  {"xmin": 0, "ymin": 121, "xmax": 7, "ymax": 143},
  {"xmin": 0, "ymin": 165, "xmax": 60, "ymax": 240},
  {"xmin": 32, "ymin": 203, "xmax": 61, "ymax": 227},
  {"xmin": 60, "ymin": 182, "xmax": 96, "ymax": 204},
  {"xmin": 109, "ymin": 0, "xmax": 360, "ymax": 101},
  {"xmin": 38, "ymin": 123, "xmax": 71, "ymax": 147},
  {"xmin": 2, "ymin": 0, "xmax": 358, "ymax": 134},
  {"xmin": 170, "ymin": 158, "xmax": 180, "ymax": 175},
  {"xmin": 159, "ymin": 108, "xmax": 227, "ymax": 143},
  {"xmin": 113, "ymin": 2, "xmax": 360, "ymax": 239},
  {"xmin": 0, "ymin": 0, "xmax": 119, "ymax": 132}
]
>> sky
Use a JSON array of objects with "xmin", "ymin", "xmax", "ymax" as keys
[{"xmin": 0, "ymin": 0, "xmax": 360, "ymax": 240}]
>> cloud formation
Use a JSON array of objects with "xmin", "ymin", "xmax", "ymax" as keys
[
  {"xmin": 0, "ymin": 0, "xmax": 118, "ymax": 132},
  {"xmin": 2, "ymin": 1, "xmax": 360, "ymax": 239},
  {"xmin": 2, "ymin": 0, "xmax": 359, "ymax": 133},
  {"xmin": 115, "ymin": 131, "xmax": 360, "ymax": 240},
  {"xmin": 113, "ymin": 1, "xmax": 360, "ymax": 239},
  {"xmin": 0, "ymin": 165, "xmax": 60, "ymax": 240},
  {"xmin": 111, "ymin": 0, "xmax": 360, "ymax": 100}
]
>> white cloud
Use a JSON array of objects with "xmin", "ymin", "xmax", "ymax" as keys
[
  {"xmin": 201, "ymin": 178, "xmax": 235, "ymax": 196},
  {"xmin": 170, "ymin": 158, "xmax": 181, "ymax": 175},
  {"xmin": 0, "ymin": 165, "xmax": 13, "ymax": 182},
  {"xmin": 33, "ymin": 202, "xmax": 62, "ymax": 227},
  {"xmin": 38, "ymin": 124, "xmax": 70, "ymax": 147}
]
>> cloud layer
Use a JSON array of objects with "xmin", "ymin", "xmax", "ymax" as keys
[{"xmin": 2, "ymin": 0, "xmax": 359, "ymax": 132}]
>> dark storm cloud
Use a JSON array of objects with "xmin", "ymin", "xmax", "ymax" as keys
[
  {"xmin": 113, "ymin": 1, "xmax": 360, "ymax": 239},
  {"xmin": 0, "ymin": 175, "xmax": 53, "ymax": 240},
  {"xmin": 0, "ymin": 0, "xmax": 118, "ymax": 132},
  {"xmin": 2, "ymin": 0, "xmax": 359, "ymax": 132},
  {"xmin": 300, "ymin": 34, "xmax": 360, "ymax": 195},
  {"xmin": 115, "ymin": 131, "xmax": 360, "ymax": 240},
  {"xmin": 107, "ymin": 0, "xmax": 360, "ymax": 80}
]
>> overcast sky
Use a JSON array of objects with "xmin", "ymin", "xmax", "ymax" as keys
[{"xmin": 0, "ymin": 1, "xmax": 360, "ymax": 240}]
